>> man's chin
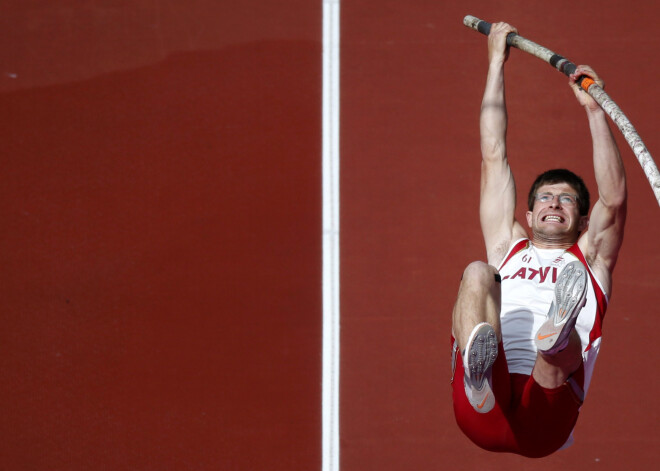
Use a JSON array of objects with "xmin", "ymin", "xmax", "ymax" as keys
[{"xmin": 534, "ymin": 227, "xmax": 578, "ymax": 242}]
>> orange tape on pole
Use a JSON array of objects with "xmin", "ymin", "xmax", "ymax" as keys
[{"xmin": 580, "ymin": 77, "xmax": 595, "ymax": 91}]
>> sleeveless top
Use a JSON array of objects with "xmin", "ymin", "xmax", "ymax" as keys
[{"xmin": 498, "ymin": 238, "xmax": 608, "ymax": 396}]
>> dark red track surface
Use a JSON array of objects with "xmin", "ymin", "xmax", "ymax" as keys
[
  {"xmin": 1, "ymin": 2, "xmax": 321, "ymax": 470},
  {"xmin": 1, "ymin": 1, "xmax": 658, "ymax": 470}
]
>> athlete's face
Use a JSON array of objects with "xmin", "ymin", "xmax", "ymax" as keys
[{"xmin": 526, "ymin": 183, "xmax": 588, "ymax": 243}]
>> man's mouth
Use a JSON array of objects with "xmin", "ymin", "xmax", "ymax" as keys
[{"xmin": 542, "ymin": 215, "xmax": 564, "ymax": 223}]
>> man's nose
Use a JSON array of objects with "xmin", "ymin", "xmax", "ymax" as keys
[{"xmin": 548, "ymin": 195, "xmax": 562, "ymax": 206}]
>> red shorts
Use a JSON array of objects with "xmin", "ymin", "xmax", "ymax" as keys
[{"xmin": 451, "ymin": 336, "xmax": 584, "ymax": 458}]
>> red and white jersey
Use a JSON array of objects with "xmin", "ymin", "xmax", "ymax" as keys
[{"xmin": 498, "ymin": 238, "xmax": 609, "ymax": 396}]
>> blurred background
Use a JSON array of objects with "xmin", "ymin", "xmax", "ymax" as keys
[{"xmin": 1, "ymin": 1, "xmax": 657, "ymax": 469}]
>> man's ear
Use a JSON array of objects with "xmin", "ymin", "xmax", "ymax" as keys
[
  {"xmin": 578, "ymin": 216, "xmax": 589, "ymax": 232},
  {"xmin": 526, "ymin": 211, "xmax": 533, "ymax": 228}
]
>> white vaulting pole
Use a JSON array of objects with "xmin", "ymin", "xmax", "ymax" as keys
[{"xmin": 322, "ymin": 1, "xmax": 340, "ymax": 471}]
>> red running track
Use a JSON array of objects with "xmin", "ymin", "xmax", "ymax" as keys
[{"xmin": 0, "ymin": 1, "xmax": 658, "ymax": 470}]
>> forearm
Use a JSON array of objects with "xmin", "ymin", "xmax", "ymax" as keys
[
  {"xmin": 586, "ymin": 107, "xmax": 626, "ymax": 206},
  {"xmin": 480, "ymin": 60, "xmax": 508, "ymax": 161}
]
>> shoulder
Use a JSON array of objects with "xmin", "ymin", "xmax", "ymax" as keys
[
  {"xmin": 577, "ymin": 196, "xmax": 627, "ymax": 293},
  {"xmin": 577, "ymin": 232, "xmax": 613, "ymax": 296},
  {"xmin": 487, "ymin": 222, "xmax": 528, "ymax": 267}
]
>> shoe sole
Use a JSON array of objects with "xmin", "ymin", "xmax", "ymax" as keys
[
  {"xmin": 535, "ymin": 261, "xmax": 588, "ymax": 354},
  {"xmin": 463, "ymin": 323, "xmax": 498, "ymax": 413}
]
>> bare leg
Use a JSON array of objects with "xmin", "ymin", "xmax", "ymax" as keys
[
  {"xmin": 452, "ymin": 261, "xmax": 502, "ymax": 352},
  {"xmin": 532, "ymin": 329, "xmax": 582, "ymax": 389}
]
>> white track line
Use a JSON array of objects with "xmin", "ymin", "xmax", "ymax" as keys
[{"xmin": 322, "ymin": 1, "xmax": 340, "ymax": 471}]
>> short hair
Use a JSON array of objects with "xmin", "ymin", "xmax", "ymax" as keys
[{"xmin": 527, "ymin": 169, "xmax": 590, "ymax": 216}]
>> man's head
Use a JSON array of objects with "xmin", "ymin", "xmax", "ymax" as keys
[
  {"xmin": 526, "ymin": 169, "xmax": 590, "ymax": 244},
  {"xmin": 527, "ymin": 169, "xmax": 590, "ymax": 216}
]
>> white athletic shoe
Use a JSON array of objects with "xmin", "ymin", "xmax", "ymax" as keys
[
  {"xmin": 535, "ymin": 261, "xmax": 588, "ymax": 355},
  {"xmin": 463, "ymin": 322, "xmax": 498, "ymax": 413}
]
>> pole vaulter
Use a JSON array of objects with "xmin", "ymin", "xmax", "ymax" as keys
[{"xmin": 464, "ymin": 15, "xmax": 660, "ymax": 207}]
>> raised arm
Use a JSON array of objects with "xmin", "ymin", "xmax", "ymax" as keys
[
  {"xmin": 573, "ymin": 66, "xmax": 627, "ymax": 295},
  {"xmin": 479, "ymin": 23, "xmax": 527, "ymax": 265}
]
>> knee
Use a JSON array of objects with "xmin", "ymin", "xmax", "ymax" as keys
[{"xmin": 461, "ymin": 261, "xmax": 500, "ymax": 288}]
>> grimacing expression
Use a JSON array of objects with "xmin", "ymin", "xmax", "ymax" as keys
[{"xmin": 526, "ymin": 183, "xmax": 588, "ymax": 239}]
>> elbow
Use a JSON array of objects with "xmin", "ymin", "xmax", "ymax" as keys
[
  {"xmin": 598, "ymin": 164, "xmax": 627, "ymax": 208},
  {"xmin": 480, "ymin": 137, "xmax": 506, "ymax": 163},
  {"xmin": 600, "ymin": 183, "xmax": 627, "ymax": 212}
]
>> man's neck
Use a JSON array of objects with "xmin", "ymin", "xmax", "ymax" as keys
[{"xmin": 530, "ymin": 235, "xmax": 576, "ymax": 250}]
